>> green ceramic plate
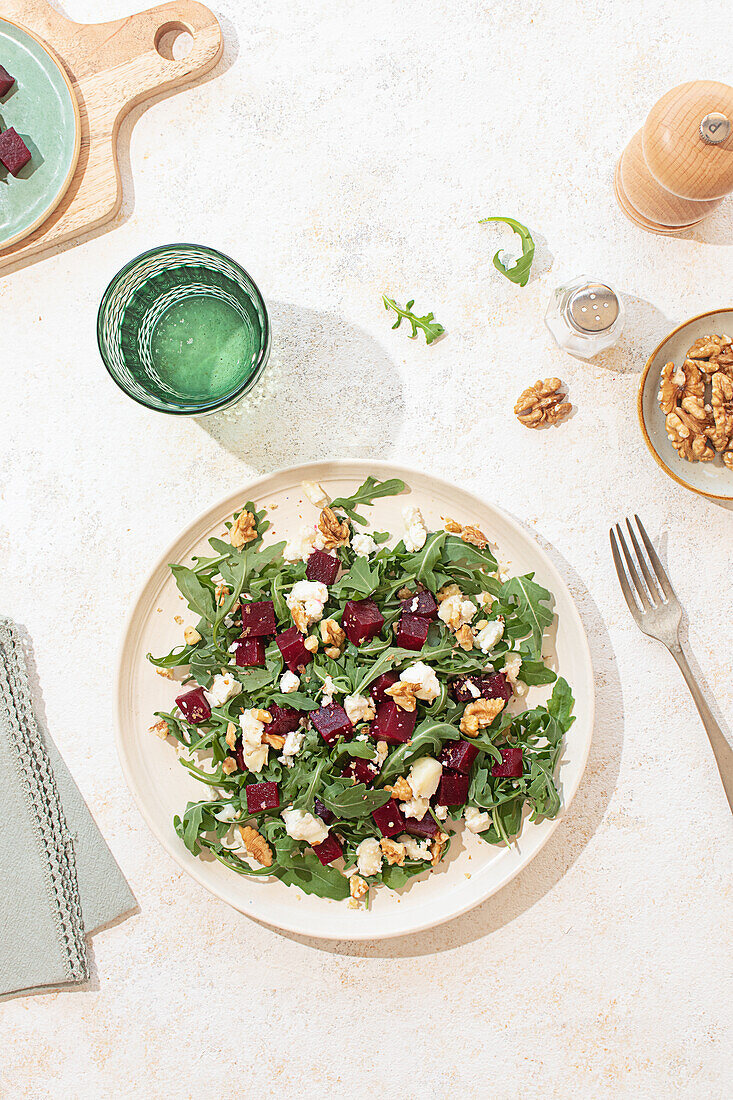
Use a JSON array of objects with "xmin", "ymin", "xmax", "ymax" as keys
[{"xmin": 0, "ymin": 18, "xmax": 80, "ymax": 250}]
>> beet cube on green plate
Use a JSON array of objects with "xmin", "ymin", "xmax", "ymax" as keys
[
  {"xmin": 0, "ymin": 66, "xmax": 16, "ymax": 97},
  {"xmin": 0, "ymin": 128, "xmax": 31, "ymax": 176}
]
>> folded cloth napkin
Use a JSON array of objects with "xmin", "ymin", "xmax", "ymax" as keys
[{"xmin": 0, "ymin": 619, "xmax": 135, "ymax": 996}]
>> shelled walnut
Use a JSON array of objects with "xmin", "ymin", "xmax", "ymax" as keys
[
  {"xmin": 514, "ymin": 378, "xmax": 571, "ymax": 428},
  {"xmin": 659, "ymin": 334, "xmax": 733, "ymax": 466}
]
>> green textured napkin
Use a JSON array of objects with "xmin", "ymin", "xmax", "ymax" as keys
[{"xmin": 0, "ymin": 619, "xmax": 135, "ymax": 997}]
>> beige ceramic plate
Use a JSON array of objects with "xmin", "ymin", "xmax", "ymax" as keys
[
  {"xmin": 116, "ymin": 461, "xmax": 594, "ymax": 940},
  {"xmin": 638, "ymin": 308, "xmax": 733, "ymax": 501}
]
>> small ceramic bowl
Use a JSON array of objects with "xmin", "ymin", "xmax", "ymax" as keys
[{"xmin": 638, "ymin": 307, "xmax": 733, "ymax": 501}]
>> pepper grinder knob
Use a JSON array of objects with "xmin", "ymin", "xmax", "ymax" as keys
[{"xmin": 614, "ymin": 80, "xmax": 733, "ymax": 233}]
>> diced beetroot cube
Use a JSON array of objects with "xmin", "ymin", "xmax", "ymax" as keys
[
  {"xmin": 232, "ymin": 638, "xmax": 266, "ymax": 667},
  {"xmin": 0, "ymin": 66, "xmax": 15, "ymax": 97},
  {"xmin": 396, "ymin": 613, "xmax": 430, "ymax": 651},
  {"xmin": 314, "ymin": 797, "xmax": 335, "ymax": 825},
  {"xmin": 437, "ymin": 773, "xmax": 470, "ymax": 806},
  {"xmin": 0, "ymin": 128, "xmax": 31, "ymax": 175},
  {"xmin": 245, "ymin": 781, "xmax": 280, "ymax": 813},
  {"xmin": 492, "ymin": 746, "xmax": 523, "ymax": 777},
  {"xmin": 370, "ymin": 700, "xmax": 416, "ymax": 744},
  {"xmin": 439, "ymin": 740, "xmax": 479, "ymax": 774},
  {"xmin": 240, "ymin": 600, "xmax": 276, "ymax": 637},
  {"xmin": 267, "ymin": 703, "xmax": 302, "ymax": 736},
  {"xmin": 306, "ymin": 549, "xmax": 340, "ymax": 585},
  {"xmin": 175, "ymin": 686, "xmax": 211, "ymax": 724},
  {"xmin": 342, "ymin": 598, "xmax": 384, "ymax": 646},
  {"xmin": 404, "ymin": 813, "xmax": 441, "ymax": 838},
  {"xmin": 276, "ymin": 626, "xmax": 313, "ymax": 671},
  {"xmin": 451, "ymin": 672, "xmax": 511, "ymax": 704},
  {"xmin": 400, "ymin": 590, "xmax": 438, "ymax": 619},
  {"xmin": 311, "ymin": 702, "xmax": 353, "ymax": 744},
  {"xmin": 312, "ymin": 832, "xmax": 343, "ymax": 865},
  {"xmin": 369, "ymin": 671, "xmax": 399, "ymax": 704},
  {"xmin": 372, "ymin": 799, "xmax": 406, "ymax": 837},
  {"xmin": 342, "ymin": 758, "xmax": 380, "ymax": 785}
]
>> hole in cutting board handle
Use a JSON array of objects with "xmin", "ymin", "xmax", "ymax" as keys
[{"xmin": 155, "ymin": 21, "xmax": 195, "ymax": 61}]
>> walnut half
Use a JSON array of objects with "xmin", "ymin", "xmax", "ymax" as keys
[
  {"xmin": 514, "ymin": 378, "xmax": 571, "ymax": 428},
  {"xmin": 238, "ymin": 825, "xmax": 273, "ymax": 867},
  {"xmin": 460, "ymin": 697, "xmax": 505, "ymax": 736}
]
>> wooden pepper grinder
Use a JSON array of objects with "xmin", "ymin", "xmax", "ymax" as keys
[{"xmin": 614, "ymin": 80, "xmax": 733, "ymax": 234}]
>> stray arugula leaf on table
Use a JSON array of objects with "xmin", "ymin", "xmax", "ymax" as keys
[
  {"xmin": 382, "ymin": 295, "xmax": 445, "ymax": 345},
  {"xmin": 478, "ymin": 216, "xmax": 535, "ymax": 287}
]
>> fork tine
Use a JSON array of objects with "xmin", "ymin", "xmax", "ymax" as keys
[
  {"xmin": 625, "ymin": 518, "xmax": 662, "ymax": 605},
  {"xmin": 614, "ymin": 524, "xmax": 652, "ymax": 611},
  {"xmin": 634, "ymin": 515, "xmax": 675, "ymax": 600},
  {"xmin": 609, "ymin": 528, "xmax": 642, "ymax": 621}
]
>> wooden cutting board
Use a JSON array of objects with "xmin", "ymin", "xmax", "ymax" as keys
[{"xmin": 0, "ymin": 0, "xmax": 222, "ymax": 274}]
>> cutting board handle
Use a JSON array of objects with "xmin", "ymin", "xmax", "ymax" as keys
[{"xmin": 74, "ymin": 1, "xmax": 223, "ymax": 111}]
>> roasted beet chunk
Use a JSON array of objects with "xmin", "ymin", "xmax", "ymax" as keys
[
  {"xmin": 276, "ymin": 626, "xmax": 313, "ymax": 671},
  {"xmin": 0, "ymin": 66, "xmax": 16, "ymax": 97},
  {"xmin": 306, "ymin": 549, "xmax": 340, "ymax": 586},
  {"xmin": 267, "ymin": 703, "xmax": 302, "ymax": 736},
  {"xmin": 396, "ymin": 613, "xmax": 430, "ymax": 651},
  {"xmin": 342, "ymin": 598, "xmax": 384, "ymax": 646},
  {"xmin": 439, "ymin": 740, "xmax": 479, "ymax": 774},
  {"xmin": 240, "ymin": 600, "xmax": 276, "ymax": 637},
  {"xmin": 400, "ymin": 590, "xmax": 438, "ymax": 619},
  {"xmin": 245, "ymin": 781, "xmax": 280, "ymax": 813},
  {"xmin": 370, "ymin": 699, "xmax": 416, "ymax": 744},
  {"xmin": 311, "ymin": 702, "xmax": 353, "ymax": 744},
  {"xmin": 450, "ymin": 672, "xmax": 511, "ymax": 704},
  {"xmin": 492, "ymin": 746, "xmax": 523, "ymax": 777},
  {"xmin": 437, "ymin": 773, "xmax": 470, "ymax": 806},
  {"xmin": 342, "ymin": 757, "xmax": 380, "ymax": 785},
  {"xmin": 0, "ymin": 128, "xmax": 31, "ymax": 175},
  {"xmin": 404, "ymin": 813, "xmax": 441, "ymax": 838},
  {"xmin": 314, "ymin": 797, "xmax": 335, "ymax": 825},
  {"xmin": 232, "ymin": 638, "xmax": 266, "ymax": 667},
  {"xmin": 312, "ymin": 832, "xmax": 343, "ymax": 865},
  {"xmin": 372, "ymin": 799, "xmax": 406, "ymax": 837},
  {"xmin": 175, "ymin": 686, "xmax": 211, "ymax": 724},
  {"xmin": 369, "ymin": 671, "xmax": 399, "ymax": 705}
]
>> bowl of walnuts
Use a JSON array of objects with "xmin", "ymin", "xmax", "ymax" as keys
[{"xmin": 638, "ymin": 308, "xmax": 733, "ymax": 501}]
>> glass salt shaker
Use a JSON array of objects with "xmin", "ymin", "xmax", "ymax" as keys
[{"xmin": 544, "ymin": 276, "xmax": 624, "ymax": 359}]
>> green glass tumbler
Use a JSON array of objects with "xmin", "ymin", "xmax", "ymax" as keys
[{"xmin": 97, "ymin": 244, "xmax": 270, "ymax": 414}]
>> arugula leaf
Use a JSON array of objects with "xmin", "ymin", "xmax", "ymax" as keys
[
  {"xmin": 379, "ymin": 719, "xmax": 460, "ymax": 785},
  {"xmin": 499, "ymin": 573, "xmax": 554, "ymax": 658},
  {"xmin": 147, "ymin": 643, "xmax": 196, "ymax": 669},
  {"xmin": 330, "ymin": 476, "xmax": 406, "ymax": 524},
  {"xmin": 382, "ymin": 296, "xmax": 444, "ymax": 345},
  {"xmin": 333, "ymin": 556, "xmax": 380, "ymax": 599},
  {"xmin": 478, "ymin": 216, "xmax": 535, "ymax": 287},
  {"xmin": 170, "ymin": 565, "xmax": 216, "ymax": 622},
  {"xmin": 320, "ymin": 781, "xmax": 390, "ymax": 819},
  {"xmin": 547, "ymin": 677, "xmax": 575, "ymax": 732}
]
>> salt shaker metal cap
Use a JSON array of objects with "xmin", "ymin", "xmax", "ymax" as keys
[{"xmin": 545, "ymin": 276, "xmax": 624, "ymax": 360}]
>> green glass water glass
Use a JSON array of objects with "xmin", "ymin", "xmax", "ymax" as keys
[{"xmin": 97, "ymin": 244, "xmax": 271, "ymax": 415}]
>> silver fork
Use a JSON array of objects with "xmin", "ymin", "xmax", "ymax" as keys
[{"xmin": 610, "ymin": 515, "xmax": 733, "ymax": 813}]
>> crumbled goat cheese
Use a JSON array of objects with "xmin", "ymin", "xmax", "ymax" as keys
[
  {"xmin": 399, "ymin": 796, "xmax": 430, "ymax": 821},
  {"xmin": 343, "ymin": 693, "xmax": 376, "ymax": 725},
  {"xmin": 400, "ymin": 661, "xmax": 440, "ymax": 702},
  {"xmin": 286, "ymin": 579, "xmax": 328, "ymax": 627},
  {"xmin": 402, "ymin": 836, "xmax": 432, "ymax": 860},
  {"xmin": 464, "ymin": 678, "xmax": 481, "ymax": 699},
  {"xmin": 279, "ymin": 670, "xmax": 300, "ymax": 693},
  {"xmin": 302, "ymin": 480, "xmax": 330, "ymax": 508},
  {"xmin": 408, "ymin": 756, "xmax": 442, "ymax": 799},
  {"xmin": 214, "ymin": 804, "xmax": 241, "ymax": 823},
  {"xmin": 281, "ymin": 807, "xmax": 329, "ymax": 845},
  {"xmin": 283, "ymin": 524, "xmax": 316, "ymax": 562},
  {"xmin": 238, "ymin": 709, "xmax": 268, "ymax": 773},
  {"xmin": 281, "ymin": 727, "xmax": 305, "ymax": 760},
  {"xmin": 402, "ymin": 505, "xmax": 427, "ymax": 552},
  {"xmin": 434, "ymin": 804, "xmax": 448, "ymax": 820},
  {"xmin": 374, "ymin": 740, "xmax": 388, "ymax": 767},
  {"xmin": 321, "ymin": 674, "xmax": 339, "ymax": 705},
  {"xmin": 204, "ymin": 672, "xmax": 242, "ymax": 708},
  {"xmin": 351, "ymin": 532, "xmax": 378, "ymax": 557},
  {"xmin": 356, "ymin": 837, "xmax": 383, "ymax": 877},
  {"xmin": 503, "ymin": 653, "xmax": 527, "ymax": 695},
  {"xmin": 465, "ymin": 805, "xmax": 492, "ymax": 833},
  {"xmin": 475, "ymin": 618, "xmax": 505, "ymax": 654},
  {"xmin": 438, "ymin": 593, "xmax": 477, "ymax": 630}
]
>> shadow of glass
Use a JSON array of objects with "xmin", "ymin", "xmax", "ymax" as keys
[
  {"xmin": 196, "ymin": 302, "xmax": 405, "ymax": 472},
  {"xmin": 268, "ymin": 525, "xmax": 623, "ymax": 958},
  {"xmin": 585, "ymin": 293, "xmax": 673, "ymax": 373}
]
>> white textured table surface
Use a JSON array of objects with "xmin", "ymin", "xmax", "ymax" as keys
[{"xmin": 1, "ymin": 1, "xmax": 732, "ymax": 1096}]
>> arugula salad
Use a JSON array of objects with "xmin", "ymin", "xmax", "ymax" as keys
[{"xmin": 148, "ymin": 476, "xmax": 574, "ymax": 907}]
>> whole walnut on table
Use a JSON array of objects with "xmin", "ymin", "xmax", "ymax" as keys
[{"xmin": 514, "ymin": 378, "xmax": 571, "ymax": 428}]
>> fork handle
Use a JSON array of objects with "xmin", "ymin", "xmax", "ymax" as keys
[{"xmin": 670, "ymin": 644, "xmax": 733, "ymax": 813}]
